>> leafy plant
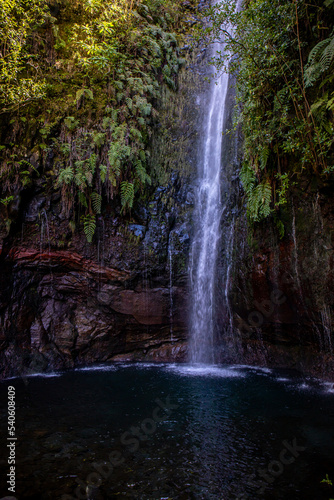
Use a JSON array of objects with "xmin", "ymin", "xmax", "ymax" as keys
[
  {"xmin": 120, "ymin": 181, "xmax": 134, "ymax": 210},
  {"xmin": 75, "ymin": 88, "xmax": 94, "ymax": 103},
  {"xmin": 198, "ymin": 0, "xmax": 334, "ymax": 232},
  {"xmin": 83, "ymin": 213, "xmax": 96, "ymax": 243},
  {"xmin": 91, "ymin": 192, "xmax": 102, "ymax": 214},
  {"xmin": 0, "ymin": 195, "xmax": 14, "ymax": 206}
]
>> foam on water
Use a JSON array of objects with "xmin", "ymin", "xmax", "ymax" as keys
[
  {"xmin": 229, "ymin": 364, "xmax": 272, "ymax": 374},
  {"xmin": 6, "ymin": 371, "xmax": 63, "ymax": 380},
  {"xmin": 165, "ymin": 364, "xmax": 246, "ymax": 378},
  {"xmin": 74, "ymin": 364, "xmax": 118, "ymax": 372}
]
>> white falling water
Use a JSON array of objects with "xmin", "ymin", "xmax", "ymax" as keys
[
  {"xmin": 168, "ymin": 245, "xmax": 174, "ymax": 343},
  {"xmin": 189, "ymin": 14, "xmax": 232, "ymax": 364}
]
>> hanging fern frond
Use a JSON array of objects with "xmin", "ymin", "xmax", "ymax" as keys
[
  {"xmin": 92, "ymin": 131, "xmax": 105, "ymax": 147},
  {"xmin": 309, "ymin": 96, "xmax": 327, "ymax": 121},
  {"xmin": 91, "ymin": 192, "xmax": 102, "ymax": 214},
  {"xmin": 125, "ymin": 97, "xmax": 133, "ymax": 110},
  {"xmin": 102, "ymin": 117, "xmax": 112, "ymax": 129},
  {"xmin": 130, "ymin": 127, "xmax": 142, "ymax": 141},
  {"xmin": 116, "ymin": 91, "xmax": 124, "ymax": 102},
  {"xmin": 319, "ymin": 35, "xmax": 334, "ymax": 70},
  {"xmin": 83, "ymin": 214, "xmax": 96, "ymax": 243},
  {"xmin": 58, "ymin": 166, "xmax": 74, "ymax": 185},
  {"xmin": 78, "ymin": 192, "xmax": 88, "ymax": 208},
  {"xmin": 259, "ymin": 146, "xmax": 269, "ymax": 170},
  {"xmin": 135, "ymin": 159, "xmax": 149, "ymax": 185},
  {"xmin": 75, "ymin": 88, "xmax": 94, "ymax": 103},
  {"xmin": 240, "ymin": 164, "xmax": 256, "ymax": 195},
  {"xmin": 139, "ymin": 150, "xmax": 146, "ymax": 162},
  {"xmin": 327, "ymin": 93, "xmax": 334, "ymax": 111},
  {"xmin": 85, "ymin": 89, "xmax": 94, "ymax": 100},
  {"xmin": 248, "ymin": 181, "xmax": 272, "ymax": 221},
  {"xmin": 120, "ymin": 181, "xmax": 134, "ymax": 209},
  {"xmin": 76, "ymin": 88, "xmax": 85, "ymax": 102},
  {"xmin": 99, "ymin": 164, "xmax": 107, "ymax": 183},
  {"xmin": 64, "ymin": 116, "xmax": 79, "ymax": 130},
  {"xmin": 305, "ymin": 35, "xmax": 334, "ymax": 87}
]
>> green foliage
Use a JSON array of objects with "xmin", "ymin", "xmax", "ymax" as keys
[
  {"xmin": 75, "ymin": 88, "xmax": 94, "ymax": 103},
  {"xmin": 91, "ymin": 131, "xmax": 105, "ymax": 147},
  {"xmin": 0, "ymin": 195, "xmax": 14, "ymax": 206},
  {"xmin": 305, "ymin": 34, "xmax": 334, "ymax": 87},
  {"xmin": 91, "ymin": 191, "xmax": 102, "ymax": 214},
  {"xmin": 276, "ymin": 173, "xmax": 290, "ymax": 207},
  {"xmin": 83, "ymin": 213, "xmax": 96, "ymax": 243},
  {"xmin": 120, "ymin": 180, "xmax": 134, "ymax": 210},
  {"xmin": 322, "ymin": 474, "xmax": 333, "ymax": 486},
  {"xmin": 99, "ymin": 164, "xmax": 107, "ymax": 182},
  {"xmin": 58, "ymin": 166, "xmax": 74, "ymax": 185},
  {"xmin": 78, "ymin": 191, "xmax": 88, "ymax": 208},
  {"xmin": 247, "ymin": 181, "xmax": 272, "ymax": 222},
  {"xmin": 200, "ymin": 0, "xmax": 334, "ymax": 233},
  {"xmin": 64, "ymin": 117, "xmax": 79, "ymax": 131},
  {"xmin": 0, "ymin": 0, "xmax": 48, "ymax": 112},
  {"xmin": 0, "ymin": 0, "xmax": 195, "ymax": 239}
]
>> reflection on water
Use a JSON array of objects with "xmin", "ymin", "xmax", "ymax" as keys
[{"xmin": 0, "ymin": 364, "xmax": 334, "ymax": 499}]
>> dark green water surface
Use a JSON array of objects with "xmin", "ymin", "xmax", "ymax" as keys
[{"xmin": 1, "ymin": 363, "xmax": 334, "ymax": 499}]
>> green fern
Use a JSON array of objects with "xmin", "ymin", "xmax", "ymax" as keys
[
  {"xmin": 58, "ymin": 166, "xmax": 74, "ymax": 185},
  {"xmin": 64, "ymin": 116, "xmax": 79, "ymax": 131},
  {"xmin": 130, "ymin": 127, "xmax": 142, "ymax": 141},
  {"xmin": 60, "ymin": 143, "xmax": 71, "ymax": 155},
  {"xmin": 247, "ymin": 181, "xmax": 272, "ymax": 222},
  {"xmin": 99, "ymin": 164, "xmax": 107, "ymax": 183},
  {"xmin": 309, "ymin": 94, "xmax": 332, "ymax": 132},
  {"xmin": 92, "ymin": 132, "xmax": 105, "ymax": 147},
  {"xmin": 120, "ymin": 181, "xmax": 134, "ymax": 209},
  {"xmin": 135, "ymin": 159, "xmax": 150, "ymax": 185},
  {"xmin": 117, "ymin": 92, "xmax": 124, "ymax": 102},
  {"xmin": 85, "ymin": 89, "xmax": 93, "ymax": 100},
  {"xmin": 83, "ymin": 214, "xmax": 96, "ymax": 243},
  {"xmin": 305, "ymin": 34, "xmax": 334, "ymax": 87},
  {"xmin": 76, "ymin": 88, "xmax": 94, "ymax": 102},
  {"xmin": 102, "ymin": 117, "xmax": 112, "ymax": 129},
  {"xmin": 259, "ymin": 146, "xmax": 269, "ymax": 170},
  {"xmin": 76, "ymin": 89, "xmax": 85, "ymax": 102},
  {"xmin": 78, "ymin": 192, "xmax": 88, "ymax": 208},
  {"xmin": 240, "ymin": 164, "xmax": 256, "ymax": 195},
  {"xmin": 164, "ymin": 75, "xmax": 176, "ymax": 90},
  {"xmin": 91, "ymin": 192, "xmax": 102, "ymax": 214},
  {"xmin": 0, "ymin": 195, "xmax": 14, "ymax": 206}
]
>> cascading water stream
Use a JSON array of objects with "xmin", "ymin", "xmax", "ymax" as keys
[{"xmin": 189, "ymin": 4, "xmax": 234, "ymax": 364}]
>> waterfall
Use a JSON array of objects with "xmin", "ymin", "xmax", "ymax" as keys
[
  {"xmin": 189, "ymin": 6, "xmax": 233, "ymax": 364},
  {"xmin": 168, "ymin": 244, "xmax": 174, "ymax": 343}
]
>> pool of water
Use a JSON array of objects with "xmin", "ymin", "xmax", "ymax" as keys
[{"xmin": 1, "ymin": 363, "xmax": 334, "ymax": 499}]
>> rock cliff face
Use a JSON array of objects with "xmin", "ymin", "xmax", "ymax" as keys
[
  {"xmin": 215, "ymin": 77, "xmax": 334, "ymax": 379},
  {"xmin": 0, "ymin": 47, "xmax": 206, "ymax": 379},
  {"xmin": 1, "ymin": 33, "xmax": 334, "ymax": 381},
  {"xmin": 226, "ymin": 187, "xmax": 334, "ymax": 380},
  {"xmin": 0, "ymin": 174, "xmax": 191, "ymax": 378}
]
